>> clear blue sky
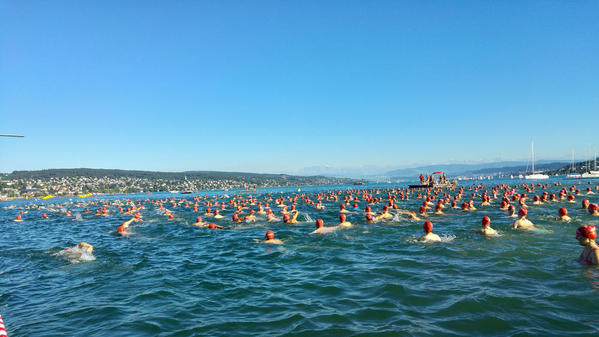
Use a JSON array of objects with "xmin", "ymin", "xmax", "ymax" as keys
[{"xmin": 1, "ymin": 1, "xmax": 598, "ymax": 174}]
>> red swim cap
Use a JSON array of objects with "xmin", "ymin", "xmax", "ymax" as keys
[
  {"xmin": 568, "ymin": 195, "xmax": 575, "ymax": 201},
  {"xmin": 365, "ymin": 206, "xmax": 371, "ymax": 212},
  {"xmin": 16, "ymin": 215, "xmax": 21, "ymax": 220},
  {"xmin": 265, "ymin": 230, "xmax": 275, "ymax": 240},
  {"xmin": 340, "ymin": 204, "xmax": 345, "ymax": 209},
  {"xmin": 589, "ymin": 204, "xmax": 599, "ymax": 212},
  {"xmin": 558, "ymin": 208, "xmax": 567, "ymax": 216},
  {"xmin": 118, "ymin": 225, "xmax": 126, "ymax": 233},
  {"xmin": 366, "ymin": 213, "xmax": 373, "ymax": 221},
  {"xmin": 383, "ymin": 205, "xmax": 389, "ymax": 211},
  {"xmin": 435, "ymin": 204, "xmax": 442, "ymax": 211},
  {"xmin": 461, "ymin": 202, "xmax": 469, "ymax": 209},
  {"xmin": 419, "ymin": 206, "xmax": 426, "ymax": 213},
  {"xmin": 232, "ymin": 214, "xmax": 239, "ymax": 220},
  {"xmin": 135, "ymin": 213, "xmax": 141, "ymax": 219},
  {"xmin": 518, "ymin": 208, "xmax": 527, "ymax": 217},
  {"xmin": 576, "ymin": 225, "xmax": 597, "ymax": 240},
  {"xmin": 168, "ymin": 214, "xmax": 174, "ymax": 219},
  {"xmin": 481, "ymin": 216, "xmax": 490, "ymax": 226},
  {"xmin": 283, "ymin": 214, "xmax": 290, "ymax": 222},
  {"xmin": 196, "ymin": 216, "xmax": 202, "ymax": 222},
  {"xmin": 423, "ymin": 221, "xmax": 433, "ymax": 233},
  {"xmin": 339, "ymin": 214, "xmax": 346, "ymax": 222},
  {"xmin": 315, "ymin": 219, "xmax": 323, "ymax": 228},
  {"xmin": 250, "ymin": 210, "xmax": 255, "ymax": 215},
  {"xmin": 208, "ymin": 223, "xmax": 216, "ymax": 229}
]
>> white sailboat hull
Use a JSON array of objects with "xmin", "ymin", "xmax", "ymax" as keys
[
  {"xmin": 581, "ymin": 171, "xmax": 599, "ymax": 178},
  {"xmin": 525, "ymin": 173, "xmax": 549, "ymax": 180}
]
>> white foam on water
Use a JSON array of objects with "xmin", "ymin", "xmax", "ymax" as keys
[{"xmin": 55, "ymin": 247, "xmax": 96, "ymax": 263}]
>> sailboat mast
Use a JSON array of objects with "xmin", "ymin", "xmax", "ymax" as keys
[{"xmin": 531, "ymin": 141, "xmax": 535, "ymax": 173}]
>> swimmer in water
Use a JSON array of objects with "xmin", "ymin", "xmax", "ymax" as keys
[
  {"xmin": 513, "ymin": 208, "xmax": 535, "ymax": 230},
  {"xmin": 507, "ymin": 205, "xmax": 517, "ymax": 218},
  {"xmin": 262, "ymin": 230, "xmax": 283, "ymax": 244},
  {"xmin": 338, "ymin": 214, "xmax": 352, "ymax": 227},
  {"xmin": 232, "ymin": 214, "xmax": 243, "ymax": 223},
  {"xmin": 117, "ymin": 223, "xmax": 131, "ymax": 236},
  {"xmin": 14, "ymin": 214, "xmax": 23, "ymax": 222},
  {"xmin": 576, "ymin": 225, "xmax": 599, "ymax": 265},
  {"xmin": 419, "ymin": 221, "xmax": 441, "ymax": 242},
  {"xmin": 282, "ymin": 210, "xmax": 299, "ymax": 224},
  {"xmin": 419, "ymin": 206, "xmax": 428, "ymax": 218},
  {"xmin": 244, "ymin": 210, "xmax": 257, "ymax": 222},
  {"xmin": 434, "ymin": 204, "xmax": 444, "ymax": 215},
  {"xmin": 376, "ymin": 206, "xmax": 393, "ymax": 221},
  {"xmin": 477, "ymin": 216, "xmax": 497, "ymax": 236},
  {"xmin": 310, "ymin": 218, "xmax": 338, "ymax": 234},
  {"xmin": 192, "ymin": 216, "xmax": 205, "ymax": 226},
  {"xmin": 266, "ymin": 209, "xmax": 280, "ymax": 222},
  {"xmin": 63, "ymin": 242, "xmax": 95, "ymax": 263},
  {"xmin": 75, "ymin": 242, "xmax": 94, "ymax": 252},
  {"xmin": 213, "ymin": 209, "xmax": 224, "ymax": 219},
  {"xmin": 339, "ymin": 204, "xmax": 349, "ymax": 213},
  {"xmin": 588, "ymin": 203, "xmax": 599, "ymax": 216},
  {"xmin": 582, "ymin": 199, "xmax": 590, "ymax": 209},
  {"xmin": 206, "ymin": 222, "xmax": 224, "ymax": 230},
  {"xmin": 556, "ymin": 208, "xmax": 571, "ymax": 221}
]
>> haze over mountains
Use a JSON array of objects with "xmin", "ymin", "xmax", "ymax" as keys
[{"xmin": 294, "ymin": 160, "xmax": 573, "ymax": 179}]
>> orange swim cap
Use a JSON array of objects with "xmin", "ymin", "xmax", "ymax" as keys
[
  {"xmin": 339, "ymin": 214, "xmax": 346, "ymax": 222},
  {"xmin": 518, "ymin": 208, "xmax": 527, "ymax": 217},
  {"xmin": 265, "ymin": 230, "xmax": 275, "ymax": 240},
  {"xmin": 577, "ymin": 225, "xmax": 597, "ymax": 240},
  {"xmin": 315, "ymin": 219, "xmax": 323, "ymax": 228},
  {"xmin": 558, "ymin": 208, "xmax": 567, "ymax": 216},
  {"xmin": 423, "ymin": 221, "xmax": 433, "ymax": 233},
  {"xmin": 481, "ymin": 216, "xmax": 490, "ymax": 226}
]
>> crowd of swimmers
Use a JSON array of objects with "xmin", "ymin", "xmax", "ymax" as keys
[{"xmin": 7, "ymin": 181, "xmax": 599, "ymax": 265}]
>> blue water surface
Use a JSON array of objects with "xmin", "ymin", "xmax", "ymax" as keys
[{"xmin": 1, "ymin": 179, "xmax": 599, "ymax": 336}]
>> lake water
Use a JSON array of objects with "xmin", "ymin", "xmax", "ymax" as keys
[{"xmin": 1, "ymin": 179, "xmax": 599, "ymax": 336}]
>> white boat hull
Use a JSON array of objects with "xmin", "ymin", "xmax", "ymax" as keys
[
  {"xmin": 581, "ymin": 171, "xmax": 599, "ymax": 178},
  {"xmin": 525, "ymin": 173, "xmax": 549, "ymax": 180}
]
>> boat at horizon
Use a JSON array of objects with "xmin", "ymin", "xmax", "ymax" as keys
[{"xmin": 525, "ymin": 141, "xmax": 548, "ymax": 180}]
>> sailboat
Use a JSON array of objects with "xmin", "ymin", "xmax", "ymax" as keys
[
  {"xmin": 581, "ymin": 151, "xmax": 599, "ymax": 178},
  {"xmin": 525, "ymin": 141, "xmax": 549, "ymax": 180},
  {"xmin": 566, "ymin": 150, "xmax": 582, "ymax": 178}
]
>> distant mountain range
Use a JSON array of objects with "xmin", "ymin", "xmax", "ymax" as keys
[
  {"xmin": 385, "ymin": 160, "xmax": 570, "ymax": 178},
  {"xmin": 295, "ymin": 160, "xmax": 578, "ymax": 179}
]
